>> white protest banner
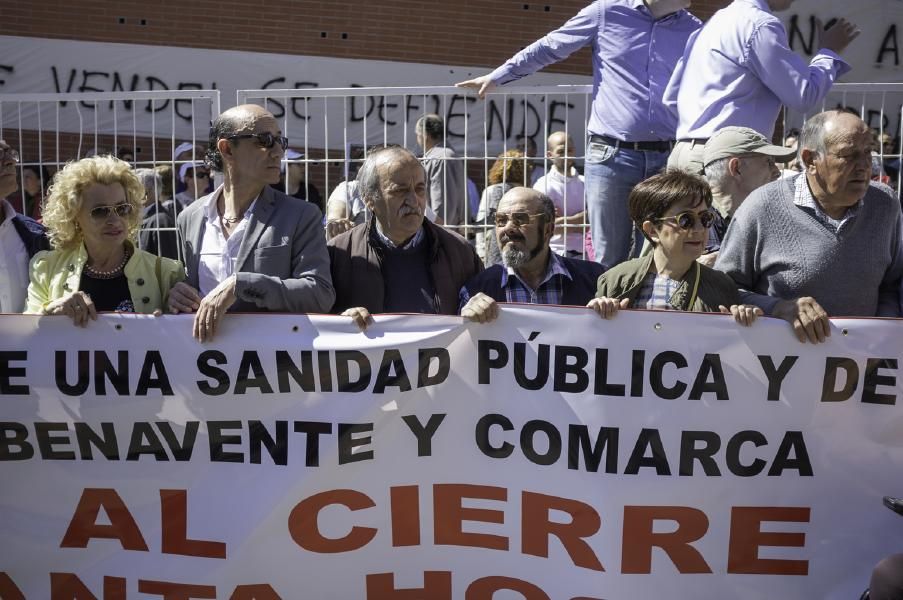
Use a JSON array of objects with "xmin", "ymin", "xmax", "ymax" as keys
[{"xmin": 1, "ymin": 308, "xmax": 902, "ymax": 599}]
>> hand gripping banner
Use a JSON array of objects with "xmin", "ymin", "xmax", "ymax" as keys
[{"xmin": 1, "ymin": 307, "xmax": 901, "ymax": 599}]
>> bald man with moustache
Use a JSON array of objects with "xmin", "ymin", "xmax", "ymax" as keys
[
  {"xmin": 168, "ymin": 104, "xmax": 334, "ymax": 341},
  {"xmin": 328, "ymin": 146, "xmax": 482, "ymax": 330}
]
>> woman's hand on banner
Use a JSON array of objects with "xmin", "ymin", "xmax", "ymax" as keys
[
  {"xmin": 587, "ymin": 297, "xmax": 629, "ymax": 320},
  {"xmin": 720, "ymin": 304, "xmax": 763, "ymax": 327}
]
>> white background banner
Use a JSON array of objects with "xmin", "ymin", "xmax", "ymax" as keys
[{"xmin": 1, "ymin": 308, "xmax": 902, "ymax": 599}]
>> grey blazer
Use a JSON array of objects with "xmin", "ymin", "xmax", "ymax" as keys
[{"xmin": 176, "ymin": 184, "xmax": 335, "ymax": 313}]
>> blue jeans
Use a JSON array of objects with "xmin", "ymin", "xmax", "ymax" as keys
[{"xmin": 584, "ymin": 141, "xmax": 669, "ymax": 270}]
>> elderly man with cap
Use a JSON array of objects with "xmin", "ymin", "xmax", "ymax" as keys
[
  {"xmin": 0, "ymin": 140, "xmax": 49, "ymax": 313},
  {"xmin": 168, "ymin": 104, "xmax": 334, "ymax": 341},
  {"xmin": 172, "ymin": 160, "xmax": 212, "ymax": 213},
  {"xmin": 328, "ymin": 146, "xmax": 482, "ymax": 330},
  {"xmin": 699, "ymin": 126, "xmax": 796, "ymax": 265},
  {"xmin": 459, "ymin": 187, "xmax": 604, "ymax": 323},
  {"xmin": 716, "ymin": 110, "xmax": 903, "ymax": 343}
]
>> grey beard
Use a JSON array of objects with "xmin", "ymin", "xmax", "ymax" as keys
[{"xmin": 502, "ymin": 246, "xmax": 529, "ymax": 268}]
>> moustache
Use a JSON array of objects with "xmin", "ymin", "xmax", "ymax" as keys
[
  {"xmin": 397, "ymin": 204, "xmax": 423, "ymax": 217},
  {"xmin": 500, "ymin": 234, "xmax": 525, "ymax": 245}
]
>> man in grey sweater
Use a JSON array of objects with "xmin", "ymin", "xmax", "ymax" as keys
[{"xmin": 716, "ymin": 110, "xmax": 903, "ymax": 343}]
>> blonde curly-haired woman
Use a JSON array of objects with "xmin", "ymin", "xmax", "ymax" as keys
[{"xmin": 25, "ymin": 155, "xmax": 184, "ymax": 325}]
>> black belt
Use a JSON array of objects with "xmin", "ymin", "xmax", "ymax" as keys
[
  {"xmin": 678, "ymin": 138, "xmax": 710, "ymax": 146},
  {"xmin": 590, "ymin": 134, "xmax": 673, "ymax": 152}
]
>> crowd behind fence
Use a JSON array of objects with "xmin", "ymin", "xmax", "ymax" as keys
[{"xmin": 1, "ymin": 83, "xmax": 901, "ymax": 261}]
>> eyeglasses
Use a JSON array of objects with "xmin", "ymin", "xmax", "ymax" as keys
[
  {"xmin": 655, "ymin": 209, "xmax": 716, "ymax": 230},
  {"xmin": 89, "ymin": 203, "xmax": 133, "ymax": 221},
  {"xmin": 0, "ymin": 147, "xmax": 20, "ymax": 163},
  {"xmin": 226, "ymin": 132, "xmax": 289, "ymax": 151},
  {"xmin": 494, "ymin": 211, "xmax": 546, "ymax": 227}
]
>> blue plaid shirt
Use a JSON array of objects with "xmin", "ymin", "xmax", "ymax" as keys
[
  {"xmin": 458, "ymin": 252, "xmax": 573, "ymax": 310},
  {"xmin": 633, "ymin": 272, "xmax": 681, "ymax": 310}
]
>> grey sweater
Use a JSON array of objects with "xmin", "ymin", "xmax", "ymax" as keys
[{"xmin": 715, "ymin": 176, "xmax": 903, "ymax": 317}]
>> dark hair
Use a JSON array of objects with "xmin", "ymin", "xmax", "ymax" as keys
[
  {"xmin": 415, "ymin": 114, "xmax": 444, "ymax": 142},
  {"xmin": 629, "ymin": 170, "xmax": 712, "ymax": 244},
  {"xmin": 21, "ymin": 164, "xmax": 51, "ymax": 190},
  {"xmin": 205, "ymin": 113, "xmax": 249, "ymax": 172}
]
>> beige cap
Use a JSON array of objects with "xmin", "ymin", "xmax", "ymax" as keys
[{"xmin": 703, "ymin": 126, "xmax": 797, "ymax": 168}]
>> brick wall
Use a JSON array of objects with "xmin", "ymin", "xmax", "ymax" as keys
[
  {"xmin": 0, "ymin": 1, "xmax": 731, "ymax": 76},
  {"xmin": 0, "ymin": 1, "xmax": 733, "ymax": 196}
]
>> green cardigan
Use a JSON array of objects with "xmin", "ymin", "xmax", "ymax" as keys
[
  {"xmin": 596, "ymin": 253, "xmax": 740, "ymax": 312},
  {"xmin": 26, "ymin": 241, "xmax": 185, "ymax": 314}
]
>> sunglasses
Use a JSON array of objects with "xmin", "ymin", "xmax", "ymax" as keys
[
  {"xmin": 0, "ymin": 147, "xmax": 20, "ymax": 163},
  {"xmin": 89, "ymin": 203, "xmax": 133, "ymax": 221},
  {"xmin": 226, "ymin": 132, "xmax": 289, "ymax": 150},
  {"xmin": 494, "ymin": 211, "xmax": 546, "ymax": 227},
  {"xmin": 655, "ymin": 209, "xmax": 716, "ymax": 231}
]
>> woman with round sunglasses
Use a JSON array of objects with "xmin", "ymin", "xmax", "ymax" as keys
[
  {"xmin": 25, "ymin": 156, "xmax": 185, "ymax": 325},
  {"xmin": 588, "ymin": 169, "xmax": 761, "ymax": 325}
]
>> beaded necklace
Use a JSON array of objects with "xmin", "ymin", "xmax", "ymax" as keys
[{"xmin": 84, "ymin": 247, "xmax": 131, "ymax": 280}]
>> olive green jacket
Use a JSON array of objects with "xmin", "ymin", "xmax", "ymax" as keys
[{"xmin": 596, "ymin": 254, "xmax": 740, "ymax": 312}]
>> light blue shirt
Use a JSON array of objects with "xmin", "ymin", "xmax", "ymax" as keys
[
  {"xmin": 489, "ymin": 0, "xmax": 700, "ymax": 141},
  {"xmin": 665, "ymin": 0, "xmax": 851, "ymax": 139}
]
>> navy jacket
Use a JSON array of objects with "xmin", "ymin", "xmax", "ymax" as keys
[
  {"xmin": 11, "ymin": 214, "xmax": 50, "ymax": 258},
  {"xmin": 463, "ymin": 254, "xmax": 604, "ymax": 307}
]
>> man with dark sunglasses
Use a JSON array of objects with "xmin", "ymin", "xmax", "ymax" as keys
[
  {"xmin": 0, "ymin": 140, "xmax": 49, "ymax": 313},
  {"xmin": 459, "ymin": 187, "xmax": 604, "ymax": 323},
  {"xmin": 168, "ymin": 104, "xmax": 334, "ymax": 341}
]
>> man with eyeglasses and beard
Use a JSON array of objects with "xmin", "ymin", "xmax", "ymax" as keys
[
  {"xmin": 0, "ymin": 140, "xmax": 49, "ymax": 313},
  {"xmin": 168, "ymin": 104, "xmax": 334, "ymax": 341},
  {"xmin": 329, "ymin": 146, "xmax": 482, "ymax": 330},
  {"xmin": 459, "ymin": 187, "xmax": 604, "ymax": 323}
]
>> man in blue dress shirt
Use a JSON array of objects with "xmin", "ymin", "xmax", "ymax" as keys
[
  {"xmin": 458, "ymin": 1, "xmax": 701, "ymax": 271},
  {"xmin": 665, "ymin": 0, "xmax": 860, "ymax": 174}
]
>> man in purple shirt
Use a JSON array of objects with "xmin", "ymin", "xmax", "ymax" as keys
[
  {"xmin": 665, "ymin": 0, "xmax": 860, "ymax": 174},
  {"xmin": 457, "ymin": 0, "xmax": 701, "ymax": 270}
]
